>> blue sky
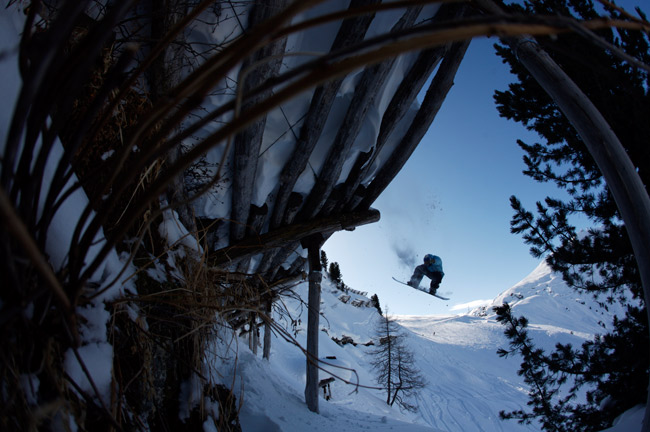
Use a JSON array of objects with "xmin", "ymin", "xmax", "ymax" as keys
[{"xmin": 324, "ymin": 31, "xmax": 601, "ymax": 315}]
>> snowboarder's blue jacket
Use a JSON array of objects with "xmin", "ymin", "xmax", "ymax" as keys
[
  {"xmin": 425, "ymin": 255, "xmax": 443, "ymax": 275},
  {"xmin": 409, "ymin": 255, "xmax": 444, "ymax": 289}
]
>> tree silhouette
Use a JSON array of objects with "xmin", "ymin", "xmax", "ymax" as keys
[
  {"xmin": 369, "ymin": 313, "xmax": 425, "ymax": 412},
  {"xmin": 494, "ymin": 0, "xmax": 649, "ymax": 428}
]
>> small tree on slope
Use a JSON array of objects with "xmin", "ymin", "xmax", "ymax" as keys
[{"xmin": 369, "ymin": 313, "xmax": 425, "ymax": 412}]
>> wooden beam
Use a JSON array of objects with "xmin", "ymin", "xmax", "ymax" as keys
[
  {"xmin": 230, "ymin": 0, "xmax": 289, "ymax": 244},
  {"xmin": 269, "ymin": 0, "xmax": 381, "ymax": 229},
  {"xmin": 301, "ymin": 233, "xmax": 325, "ymax": 413},
  {"xmin": 336, "ymin": 46, "xmax": 445, "ymax": 212},
  {"xmin": 358, "ymin": 39, "xmax": 470, "ymax": 210},
  {"xmin": 236, "ymin": 203, "xmax": 269, "ymax": 272},
  {"xmin": 262, "ymin": 297, "xmax": 273, "ymax": 360},
  {"xmin": 298, "ymin": 6, "xmax": 423, "ymax": 221},
  {"xmin": 338, "ymin": 3, "xmax": 467, "ymax": 212},
  {"xmin": 210, "ymin": 208, "xmax": 380, "ymax": 267}
]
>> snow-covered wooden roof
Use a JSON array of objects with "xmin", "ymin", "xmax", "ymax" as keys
[{"xmin": 199, "ymin": 1, "xmax": 470, "ymax": 283}]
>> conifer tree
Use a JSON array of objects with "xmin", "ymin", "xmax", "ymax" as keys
[
  {"xmin": 328, "ymin": 262, "xmax": 343, "ymax": 289},
  {"xmin": 371, "ymin": 294, "xmax": 383, "ymax": 315},
  {"xmin": 496, "ymin": 302, "xmax": 649, "ymax": 431},
  {"xmin": 493, "ymin": 0, "xmax": 649, "ymax": 428},
  {"xmin": 320, "ymin": 250, "xmax": 329, "ymax": 270},
  {"xmin": 496, "ymin": 304, "xmax": 605, "ymax": 431},
  {"xmin": 496, "ymin": 0, "xmax": 650, "ymax": 299}
]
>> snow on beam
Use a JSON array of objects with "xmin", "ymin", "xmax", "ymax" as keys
[
  {"xmin": 230, "ymin": 0, "xmax": 289, "ymax": 245},
  {"xmin": 358, "ymin": 39, "xmax": 470, "ymax": 210},
  {"xmin": 297, "ymin": 6, "xmax": 424, "ymax": 222},
  {"xmin": 336, "ymin": 2, "xmax": 468, "ymax": 213},
  {"xmin": 269, "ymin": 0, "xmax": 381, "ymax": 230}
]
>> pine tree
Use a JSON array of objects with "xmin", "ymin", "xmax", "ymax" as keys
[
  {"xmin": 328, "ymin": 262, "xmax": 343, "ymax": 289},
  {"xmin": 496, "ymin": 0, "xmax": 650, "ymax": 299},
  {"xmin": 494, "ymin": 0, "xmax": 649, "ymax": 428},
  {"xmin": 369, "ymin": 313, "xmax": 425, "ymax": 412},
  {"xmin": 370, "ymin": 294, "xmax": 383, "ymax": 315},
  {"xmin": 320, "ymin": 250, "xmax": 329, "ymax": 270},
  {"xmin": 496, "ymin": 302, "xmax": 650, "ymax": 431},
  {"xmin": 495, "ymin": 304, "xmax": 605, "ymax": 431}
]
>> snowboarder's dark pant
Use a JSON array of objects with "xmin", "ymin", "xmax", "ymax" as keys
[
  {"xmin": 409, "ymin": 266, "xmax": 444, "ymax": 292},
  {"xmin": 429, "ymin": 272, "xmax": 443, "ymax": 289}
]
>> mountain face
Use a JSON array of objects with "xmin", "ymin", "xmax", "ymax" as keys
[{"xmin": 221, "ymin": 260, "xmax": 629, "ymax": 432}]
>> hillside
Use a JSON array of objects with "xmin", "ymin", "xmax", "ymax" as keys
[{"xmin": 211, "ymin": 261, "xmax": 637, "ymax": 432}]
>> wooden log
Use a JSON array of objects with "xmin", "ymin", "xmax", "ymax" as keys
[
  {"xmin": 150, "ymin": 0, "xmax": 198, "ymax": 233},
  {"xmin": 358, "ymin": 40, "xmax": 470, "ymax": 210},
  {"xmin": 337, "ymin": 47, "xmax": 444, "ymax": 212},
  {"xmin": 339, "ymin": 47, "xmax": 445, "ymax": 210},
  {"xmin": 269, "ymin": 0, "xmax": 381, "ymax": 229},
  {"xmin": 318, "ymin": 184, "xmax": 343, "ymax": 217},
  {"xmin": 298, "ymin": 6, "xmax": 423, "ymax": 221},
  {"xmin": 302, "ymin": 233, "xmax": 325, "ymax": 413},
  {"xmin": 282, "ymin": 192, "xmax": 303, "ymax": 227},
  {"xmin": 248, "ymin": 311, "xmax": 258, "ymax": 354},
  {"xmin": 230, "ymin": 1, "xmax": 289, "ymax": 244},
  {"xmin": 210, "ymin": 208, "xmax": 380, "ymax": 267},
  {"xmin": 338, "ymin": 3, "xmax": 467, "ymax": 212},
  {"xmin": 347, "ymin": 184, "xmax": 366, "ymax": 212},
  {"xmin": 256, "ymin": 194, "xmax": 300, "ymax": 274},
  {"xmin": 246, "ymin": 203, "xmax": 268, "ymax": 237},
  {"xmin": 237, "ymin": 203, "xmax": 269, "ymax": 272},
  {"xmin": 255, "ymin": 248, "xmax": 280, "ymax": 275},
  {"xmin": 265, "ymin": 245, "xmax": 297, "ymax": 280},
  {"xmin": 263, "ymin": 298, "xmax": 273, "ymax": 360},
  {"xmin": 287, "ymin": 255, "xmax": 307, "ymax": 276}
]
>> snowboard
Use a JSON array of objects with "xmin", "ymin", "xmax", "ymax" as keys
[{"xmin": 392, "ymin": 277, "xmax": 449, "ymax": 300}]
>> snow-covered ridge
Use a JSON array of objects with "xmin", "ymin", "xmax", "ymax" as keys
[{"xmin": 487, "ymin": 261, "xmax": 627, "ymax": 339}]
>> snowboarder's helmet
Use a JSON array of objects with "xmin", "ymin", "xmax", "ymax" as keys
[{"xmin": 424, "ymin": 254, "xmax": 435, "ymax": 263}]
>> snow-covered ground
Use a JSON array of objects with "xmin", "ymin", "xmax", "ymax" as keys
[{"xmin": 214, "ymin": 261, "xmax": 642, "ymax": 432}]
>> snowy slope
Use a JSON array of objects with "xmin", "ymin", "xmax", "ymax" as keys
[{"xmin": 213, "ymin": 261, "xmax": 637, "ymax": 432}]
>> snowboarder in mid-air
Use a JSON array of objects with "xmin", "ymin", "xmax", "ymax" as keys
[{"xmin": 407, "ymin": 254, "xmax": 444, "ymax": 295}]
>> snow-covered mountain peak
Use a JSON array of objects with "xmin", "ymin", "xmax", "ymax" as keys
[{"xmin": 455, "ymin": 260, "xmax": 626, "ymax": 342}]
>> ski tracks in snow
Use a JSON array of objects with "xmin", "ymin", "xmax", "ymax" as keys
[{"xmin": 398, "ymin": 316, "xmax": 539, "ymax": 432}]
